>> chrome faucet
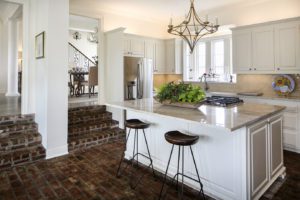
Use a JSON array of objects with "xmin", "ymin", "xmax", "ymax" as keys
[{"xmin": 199, "ymin": 69, "xmax": 218, "ymax": 92}]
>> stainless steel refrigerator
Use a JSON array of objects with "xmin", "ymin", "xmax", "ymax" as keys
[{"xmin": 124, "ymin": 56, "xmax": 153, "ymax": 100}]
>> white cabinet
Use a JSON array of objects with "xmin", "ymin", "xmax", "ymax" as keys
[
  {"xmin": 252, "ymin": 26, "xmax": 275, "ymax": 71},
  {"xmin": 165, "ymin": 39, "xmax": 183, "ymax": 74},
  {"xmin": 274, "ymin": 21, "xmax": 300, "ymax": 72},
  {"xmin": 232, "ymin": 30, "xmax": 252, "ymax": 72},
  {"xmin": 248, "ymin": 115, "xmax": 284, "ymax": 199},
  {"xmin": 248, "ymin": 120, "xmax": 269, "ymax": 198},
  {"xmin": 123, "ymin": 34, "xmax": 145, "ymax": 57},
  {"xmin": 154, "ymin": 40, "xmax": 166, "ymax": 74},
  {"xmin": 232, "ymin": 17, "xmax": 300, "ymax": 74},
  {"xmin": 242, "ymin": 97, "xmax": 300, "ymax": 154}
]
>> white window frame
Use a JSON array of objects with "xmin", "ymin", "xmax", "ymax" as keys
[{"xmin": 183, "ymin": 34, "xmax": 235, "ymax": 83}]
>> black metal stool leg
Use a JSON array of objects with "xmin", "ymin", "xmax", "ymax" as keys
[
  {"xmin": 137, "ymin": 129, "xmax": 139, "ymax": 167},
  {"xmin": 116, "ymin": 128, "xmax": 132, "ymax": 177},
  {"xmin": 190, "ymin": 146, "xmax": 206, "ymax": 200},
  {"xmin": 181, "ymin": 146, "xmax": 184, "ymax": 200},
  {"xmin": 159, "ymin": 144, "xmax": 174, "ymax": 200},
  {"xmin": 176, "ymin": 146, "xmax": 181, "ymax": 190},
  {"xmin": 142, "ymin": 129, "xmax": 156, "ymax": 177}
]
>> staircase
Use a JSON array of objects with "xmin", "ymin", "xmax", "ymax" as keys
[
  {"xmin": 68, "ymin": 105, "xmax": 125, "ymax": 152},
  {"xmin": 0, "ymin": 114, "xmax": 46, "ymax": 171}
]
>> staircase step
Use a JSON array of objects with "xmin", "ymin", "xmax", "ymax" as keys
[
  {"xmin": 68, "ymin": 112, "xmax": 112, "ymax": 126},
  {"xmin": 0, "ymin": 132, "xmax": 42, "ymax": 152},
  {"xmin": 0, "ymin": 114, "xmax": 35, "ymax": 125},
  {"xmin": 68, "ymin": 120, "xmax": 119, "ymax": 136},
  {"xmin": 0, "ymin": 122, "xmax": 38, "ymax": 137},
  {"xmin": 0, "ymin": 145, "xmax": 46, "ymax": 171},
  {"xmin": 68, "ymin": 128, "xmax": 125, "ymax": 152},
  {"xmin": 68, "ymin": 105, "xmax": 107, "ymax": 115}
]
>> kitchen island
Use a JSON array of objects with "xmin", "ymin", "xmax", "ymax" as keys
[{"xmin": 107, "ymin": 98, "xmax": 286, "ymax": 200}]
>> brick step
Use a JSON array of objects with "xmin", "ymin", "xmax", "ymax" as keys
[
  {"xmin": 0, "ymin": 132, "xmax": 42, "ymax": 152},
  {"xmin": 68, "ymin": 105, "xmax": 107, "ymax": 115},
  {"xmin": 0, "ymin": 114, "xmax": 35, "ymax": 126},
  {"xmin": 0, "ymin": 122, "xmax": 38, "ymax": 137},
  {"xmin": 0, "ymin": 144, "xmax": 46, "ymax": 171},
  {"xmin": 68, "ymin": 112, "xmax": 112, "ymax": 126},
  {"xmin": 68, "ymin": 120, "xmax": 119, "ymax": 136},
  {"xmin": 68, "ymin": 128, "xmax": 125, "ymax": 152}
]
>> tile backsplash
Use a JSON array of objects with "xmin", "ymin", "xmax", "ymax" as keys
[{"xmin": 154, "ymin": 74, "xmax": 300, "ymax": 98}]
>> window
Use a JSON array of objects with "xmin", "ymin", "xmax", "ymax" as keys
[{"xmin": 183, "ymin": 35, "xmax": 235, "ymax": 83}]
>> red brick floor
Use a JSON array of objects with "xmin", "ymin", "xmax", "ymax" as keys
[{"xmin": 0, "ymin": 142, "xmax": 299, "ymax": 200}]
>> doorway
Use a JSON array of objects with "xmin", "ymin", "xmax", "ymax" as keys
[{"xmin": 68, "ymin": 14, "xmax": 100, "ymax": 107}]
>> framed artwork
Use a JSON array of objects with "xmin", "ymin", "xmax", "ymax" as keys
[{"xmin": 35, "ymin": 31, "xmax": 45, "ymax": 59}]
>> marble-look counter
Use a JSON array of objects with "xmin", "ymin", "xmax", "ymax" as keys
[{"xmin": 107, "ymin": 98, "xmax": 285, "ymax": 131}]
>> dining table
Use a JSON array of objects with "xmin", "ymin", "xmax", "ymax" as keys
[{"xmin": 69, "ymin": 70, "xmax": 89, "ymax": 96}]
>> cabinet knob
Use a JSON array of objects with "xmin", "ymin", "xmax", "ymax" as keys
[
  {"xmin": 249, "ymin": 68, "xmax": 252, "ymax": 71},
  {"xmin": 277, "ymin": 68, "xmax": 280, "ymax": 71},
  {"xmin": 254, "ymin": 68, "xmax": 256, "ymax": 71}
]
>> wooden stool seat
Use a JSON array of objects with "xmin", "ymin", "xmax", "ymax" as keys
[
  {"xmin": 165, "ymin": 131, "xmax": 199, "ymax": 146},
  {"xmin": 125, "ymin": 119, "xmax": 150, "ymax": 129}
]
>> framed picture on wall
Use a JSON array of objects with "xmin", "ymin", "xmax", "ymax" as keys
[{"xmin": 35, "ymin": 31, "xmax": 45, "ymax": 59}]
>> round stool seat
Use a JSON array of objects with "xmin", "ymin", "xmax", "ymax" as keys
[
  {"xmin": 165, "ymin": 131, "xmax": 199, "ymax": 146},
  {"xmin": 125, "ymin": 119, "xmax": 150, "ymax": 129}
]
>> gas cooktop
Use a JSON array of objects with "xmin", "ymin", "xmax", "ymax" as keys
[{"xmin": 205, "ymin": 96, "xmax": 244, "ymax": 107}]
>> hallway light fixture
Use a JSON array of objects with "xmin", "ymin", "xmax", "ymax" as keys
[{"xmin": 168, "ymin": 0, "xmax": 219, "ymax": 53}]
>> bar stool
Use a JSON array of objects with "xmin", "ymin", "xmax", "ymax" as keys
[
  {"xmin": 116, "ymin": 119, "xmax": 156, "ymax": 188},
  {"xmin": 159, "ymin": 131, "xmax": 205, "ymax": 200}
]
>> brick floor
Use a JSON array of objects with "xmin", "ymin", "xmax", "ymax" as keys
[{"xmin": 0, "ymin": 142, "xmax": 299, "ymax": 200}]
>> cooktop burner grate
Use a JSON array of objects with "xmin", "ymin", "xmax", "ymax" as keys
[{"xmin": 205, "ymin": 96, "xmax": 244, "ymax": 107}]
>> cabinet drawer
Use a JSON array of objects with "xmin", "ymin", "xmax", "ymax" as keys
[{"xmin": 283, "ymin": 112, "xmax": 298, "ymax": 130}]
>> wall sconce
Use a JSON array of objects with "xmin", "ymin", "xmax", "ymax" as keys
[
  {"xmin": 18, "ymin": 51, "xmax": 22, "ymax": 72},
  {"xmin": 72, "ymin": 31, "xmax": 81, "ymax": 40}
]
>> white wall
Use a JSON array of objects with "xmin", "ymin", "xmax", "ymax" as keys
[
  {"xmin": 203, "ymin": 0, "xmax": 300, "ymax": 27},
  {"xmin": 25, "ymin": 0, "xmax": 69, "ymax": 159},
  {"xmin": 70, "ymin": 6, "xmax": 169, "ymax": 39},
  {"xmin": 0, "ymin": 20, "xmax": 9, "ymax": 94},
  {"xmin": 69, "ymin": 30, "xmax": 97, "ymax": 61}
]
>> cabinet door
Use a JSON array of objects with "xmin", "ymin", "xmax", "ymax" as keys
[
  {"xmin": 252, "ymin": 26, "xmax": 275, "ymax": 71},
  {"xmin": 174, "ymin": 39, "xmax": 183, "ymax": 74},
  {"xmin": 154, "ymin": 41, "xmax": 166, "ymax": 74},
  {"xmin": 248, "ymin": 121, "xmax": 269, "ymax": 198},
  {"xmin": 165, "ymin": 39, "xmax": 175, "ymax": 73},
  {"xmin": 269, "ymin": 116, "xmax": 283, "ymax": 179},
  {"xmin": 232, "ymin": 30, "xmax": 252, "ymax": 72},
  {"xmin": 130, "ymin": 37, "xmax": 145, "ymax": 56},
  {"xmin": 274, "ymin": 21, "xmax": 300, "ymax": 72},
  {"xmin": 123, "ymin": 37, "xmax": 131, "ymax": 55}
]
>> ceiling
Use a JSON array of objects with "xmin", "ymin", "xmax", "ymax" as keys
[{"xmin": 69, "ymin": 0, "xmax": 266, "ymax": 24}]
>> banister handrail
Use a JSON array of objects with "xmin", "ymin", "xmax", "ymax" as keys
[{"xmin": 68, "ymin": 42, "xmax": 96, "ymax": 66}]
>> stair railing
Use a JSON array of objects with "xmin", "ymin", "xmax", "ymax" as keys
[{"xmin": 68, "ymin": 42, "xmax": 96, "ymax": 71}]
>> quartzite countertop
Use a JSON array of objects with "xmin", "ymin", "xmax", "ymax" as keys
[{"xmin": 107, "ymin": 98, "xmax": 285, "ymax": 131}]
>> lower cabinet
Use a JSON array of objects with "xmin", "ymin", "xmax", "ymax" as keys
[{"xmin": 248, "ymin": 115, "xmax": 283, "ymax": 199}]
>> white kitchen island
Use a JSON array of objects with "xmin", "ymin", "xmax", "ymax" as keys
[{"xmin": 107, "ymin": 98, "xmax": 286, "ymax": 200}]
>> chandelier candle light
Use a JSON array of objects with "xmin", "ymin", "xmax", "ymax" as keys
[{"xmin": 168, "ymin": 0, "xmax": 219, "ymax": 53}]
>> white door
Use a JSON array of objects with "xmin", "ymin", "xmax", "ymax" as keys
[
  {"xmin": 130, "ymin": 37, "xmax": 145, "ymax": 57},
  {"xmin": 154, "ymin": 40, "xmax": 166, "ymax": 74},
  {"xmin": 274, "ymin": 21, "xmax": 300, "ymax": 72},
  {"xmin": 252, "ymin": 26, "xmax": 275, "ymax": 71}
]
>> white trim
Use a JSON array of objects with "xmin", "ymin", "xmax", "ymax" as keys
[
  {"xmin": 5, "ymin": 92, "xmax": 20, "ymax": 97},
  {"xmin": 46, "ymin": 144, "xmax": 69, "ymax": 159}
]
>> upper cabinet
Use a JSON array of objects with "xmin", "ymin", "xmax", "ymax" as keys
[
  {"xmin": 274, "ymin": 21, "xmax": 300, "ymax": 72},
  {"xmin": 165, "ymin": 39, "xmax": 183, "ymax": 74},
  {"xmin": 123, "ymin": 34, "xmax": 145, "ymax": 57},
  {"xmin": 232, "ymin": 17, "xmax": 300, "ymax": 74}
]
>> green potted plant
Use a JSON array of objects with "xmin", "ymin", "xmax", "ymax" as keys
[{"xmin": 155, "ymin": 82, "xmax": 206, "ymax": 109}]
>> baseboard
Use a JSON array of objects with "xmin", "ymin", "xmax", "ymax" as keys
[
  {"xmin": 46, "ymin": 144, "xmax": 69, "ymax": 159},
  {"xmin": 5, "ymin": 92, "xmax": 20, "ymax": 97},
  {"xmin": 284, "ymin": 145, "xmax": 300, "ymax": 154}
]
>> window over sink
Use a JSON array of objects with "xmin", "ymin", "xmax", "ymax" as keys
[{"xmin": 183, "ymin": 35, "xmax": 236, "ymax": 83}]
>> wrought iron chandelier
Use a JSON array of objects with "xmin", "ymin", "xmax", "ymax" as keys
[{"xmin": 168, "ymin": 0, "xmax": 219, "ymax": 53}]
